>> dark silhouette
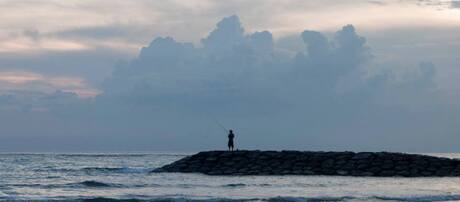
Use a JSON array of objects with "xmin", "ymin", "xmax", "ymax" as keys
[
  {"xmin": 228, "ymin": 130, "xmax": 235, "ymax": 151},
  {"xmin": 155, "ymin": 151, "xmax": 460, "ymax": 177}
]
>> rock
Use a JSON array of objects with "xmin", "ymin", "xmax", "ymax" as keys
[
  {"xmin": 361, "ymin": 172, "xmax": 374, "ymax": 176},
  {"xmin": 352, "ymin": 152, "xmax": 373, "ymax": 160},
  {"xmin": 421, "ymin": 171, "xmax": 432, "ymax": 176},
  {"xmin": 380, "ymin": 170, "xmax": 395, "ymax": 176},
  {"xmin": 336, "ymin": 170, "xmax": 348, "ymax": 175},
  {"xmin": 321, "ymin": 159, "xmax": 335, "ymax": 168},
  {"xmin": 395, "ymin": 165, "xmax": 408, "ymax": 171},
  {"xmin": 369, "ymin": 167, "xmax": 381, "ymax": 173},
  {"xmin": 152, "ymin": 150, "xmax": 460, "ymax": 177},
  {"xmin": 396, "ymin": 170, "xmax": 410, "ymax": 177},
  {"xmin": 436, "ymin": 169, "xmax": 450, "ymax": 176},
  {"xmin": 335, "ymin": 160, "xmax": 347, "ymax": 165},
  {"xmin": 205, "ymin": 157, "xmax": 218, "ymax": 161},
  {"xmin": 356, "ymin": 163, "xmax": 369, "ymax": 170}
]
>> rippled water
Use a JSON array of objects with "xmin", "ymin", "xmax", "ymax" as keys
[{"xmin": 2, "ymin": 153, "xmax": 460, "ymax": 201}]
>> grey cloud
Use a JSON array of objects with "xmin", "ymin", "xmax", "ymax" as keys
[
  {"xmin": 367, "ymin": 0, "xmax": 385, "ymax": 6},
  {"xmin": 248, "ymin": 31, "xmax": 274, "ymax": 56},
  {"xmin": 274, "ymin": 35, "xmax": 305, "ymax": 55},
  {"xmin": 292, "ymin": 25, "xmax": 371, "ymax": 94},
  {"xmin": 0, "ymin": 15, "xmax": 456, "ymax": 152},
  {"xmin": 0, "ymin": 48, "xmax": 131, "ymax": 85},
  {"xmin": 452, "ymin": 0, "xmax": 460, "ymax": 8},
  {"xmin": 89, "ymin": 16, "xmax": 449, "ymax": 152},
  {"xmin": 203, "ymin": 15, "xmax": 245, "ymax": 45},
  {"xmin": 301, "ymin": 30, "xmax": 330, "ymax": 58},
  {"xmin": 52, "ymin": 25, "xmax": 150, "ymax": 43},
  {"xmin": 23, "ymin": 29, "xmax": 40, "ymax": 41},
  {"xmin": 0, "ymin": 90, "xmax": 87, "ymax": 115}
]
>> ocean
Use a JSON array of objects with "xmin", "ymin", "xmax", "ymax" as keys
[{"xmin": 1, "ymin": 152, "xmax": 460, "ymax": 201}]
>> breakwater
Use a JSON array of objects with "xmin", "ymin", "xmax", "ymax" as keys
[{"xmin": 153, "ymin": 150, "xmax": 460, "ymax": 177}]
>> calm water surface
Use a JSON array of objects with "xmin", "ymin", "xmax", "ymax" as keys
[{"xmin": 1, "ymin": 152, "xmax": 460, "ymax": 201}]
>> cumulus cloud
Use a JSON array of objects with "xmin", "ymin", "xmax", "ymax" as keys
[
  {"xmin": 84, "ymin": 16, "xmax": 451, "ymax": 151},
  {"xmin": 0, "ymin": 15, "xmax": 457, "ymax": 152}
]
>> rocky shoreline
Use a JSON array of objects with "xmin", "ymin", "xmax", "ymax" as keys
[{"xmin": 153, "ymin": 150, "xmax": 460, "ymax": 177}]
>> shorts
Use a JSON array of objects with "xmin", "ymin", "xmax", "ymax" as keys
[{"xmin": 228, "ymin": 140, "xmax": 234, "ymax": 147}]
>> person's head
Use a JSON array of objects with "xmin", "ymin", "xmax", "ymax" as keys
[{"xmin": 229, "ymin": 129, "xmax": 233, "ymax": 133}]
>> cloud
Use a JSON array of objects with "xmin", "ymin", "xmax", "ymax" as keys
[
  {"xmin": 93, "ymin": 15, "xmax": 457, "ymax": 152},
  {"xmin": 53, "ymin": 25, "xmax": 140, "ymax": 40},
  {"xmin": 367, "ymin": 1, "xmax": 385, "ymax": 6},
  {"xmin": 0, "ymin": 90, "xmax": 83, "ymax": 112},
  {"xmin": 202, "ymin": 15, "xmax": 245, "ymax": 52},
  {"xmin": 452, "ymin": 0, "xmax": 460, "ymax": 8},
  {"xmin": 2, "ymin": 0, "xmax": 460, "ymax": 54},
  {"xmin": 0, "ymin": 71, "xmax": 99, "ymax": 97},
  {"xmin": 0, "ymin": 37, "xmax": 90, "ymax": 53},
  {"xmin": 22, "ymin": 29, "xmax": 41, "ymax": 41},
  {"xmin": 301, "ymin": 30, "xmax": 330, "ymax": 57},
  {"xmin": 0, "ymin": 71, "xmax": 43, "ymax": 84},
  {"xmin": 0, "ymin": 15, "xmax": 457, "ymax": 152}
]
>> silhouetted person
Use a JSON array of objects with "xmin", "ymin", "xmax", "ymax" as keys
[{"xmin": 228, "ymin": 129, "xmax": 235, "ymax": 151}]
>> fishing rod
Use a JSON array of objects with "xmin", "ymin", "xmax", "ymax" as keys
[
  {"xmin": 212, "ymin": 117, "xmax": 228, "ymax": 132},
  {"xmin": 205, "ymin": 112, "xmax": 229, "ymax": 132}
]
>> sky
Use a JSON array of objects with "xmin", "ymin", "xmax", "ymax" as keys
[{"xmin": 0, "ymin": 0, "xmax": 460, "ymax": 152}]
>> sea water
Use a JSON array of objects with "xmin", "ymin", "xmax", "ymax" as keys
[{"xmin": 1, "ymin": 153, "xmax": 460, "ymax": 201}]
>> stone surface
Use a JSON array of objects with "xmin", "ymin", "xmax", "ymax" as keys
[{"xmin": 152, "ymin": 150, "xmax": 460, "ymax": 177}]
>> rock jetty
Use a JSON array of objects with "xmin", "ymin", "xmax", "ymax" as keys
[{"xmin": 153, "ymin": 150, "xmax": 460, "ymax": 177}]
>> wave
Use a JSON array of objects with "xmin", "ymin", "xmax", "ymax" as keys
[
  {"xmin": 34, "ymin": 166, "xmax": 151, "ymax": 174},
  {"xmin": 266, "ymin": 195, "xmax": 460, "ymax": 202},
  {"xmin": 82, "ymin": 167, "xmax": 151, "ymax": 174},
  {"xmin": 267, "ymin": 196, "xmax": 356, "ymax": 202},
  {"xmin": 78, "ymin": 180, "xmax": 116, "ymax": 188},
  {"xmin": 82, "ymin": 198, "xmax": 142, "ymax": 202},
  {"xmin": 57, "ymin": 154, "xmax": 148, "ymax": 157},
  {"xmin": 374, "ymin": 194, "xmax": 460, "ymax": 201},
  {"xmin": 75, "ymin": 196, "xmax": 357, "ymax": 202},
  {"xmin": 222, "ymin": 183, "xmax": 246, "ymax": 187},
  {"xmin": 4, "ymin": 181, "xmax": 118, "ymax": 189},
  {"xmin": 55, "ymin": 153, "xmax": 187, "ymax": 158},
  {"xmin": 0, "ymin": 191, "xmax": 8, "ymax": 198},
  {"xmin": 33, "ymin": 168, "xmax": 76, "ymax": 173},
  {"xmin": 6, "ymin": 195, "xmax": 460, "ymax": 202},
  {"xmin": 221, "ymin": 183, "xmax": 272, "ymax": 188},
  {"xmin": 3, "ymin": 180, "xmax": 158, "ymax": 190},
  {"xmin": 81, "ymin": 197, "xmax": 263, "ymax": 202}
]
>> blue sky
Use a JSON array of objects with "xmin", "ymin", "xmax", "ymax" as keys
[{"xmin": 0, "ymin": 0, "xmax": 459, "ymax": 152}]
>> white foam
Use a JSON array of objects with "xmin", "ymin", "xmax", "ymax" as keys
[{"xmin": 0, "ymin": 191, "xmax": 8, "ymax": 197}]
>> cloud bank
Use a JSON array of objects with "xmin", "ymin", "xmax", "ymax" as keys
[{"xmin": 0, "ymin": 15, "xmax": 457, "ymax": 152}]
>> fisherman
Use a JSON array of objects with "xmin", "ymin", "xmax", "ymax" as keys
[{"xmin": 228, "ymin": 129, "xmax": 235, "ymax": 151}]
